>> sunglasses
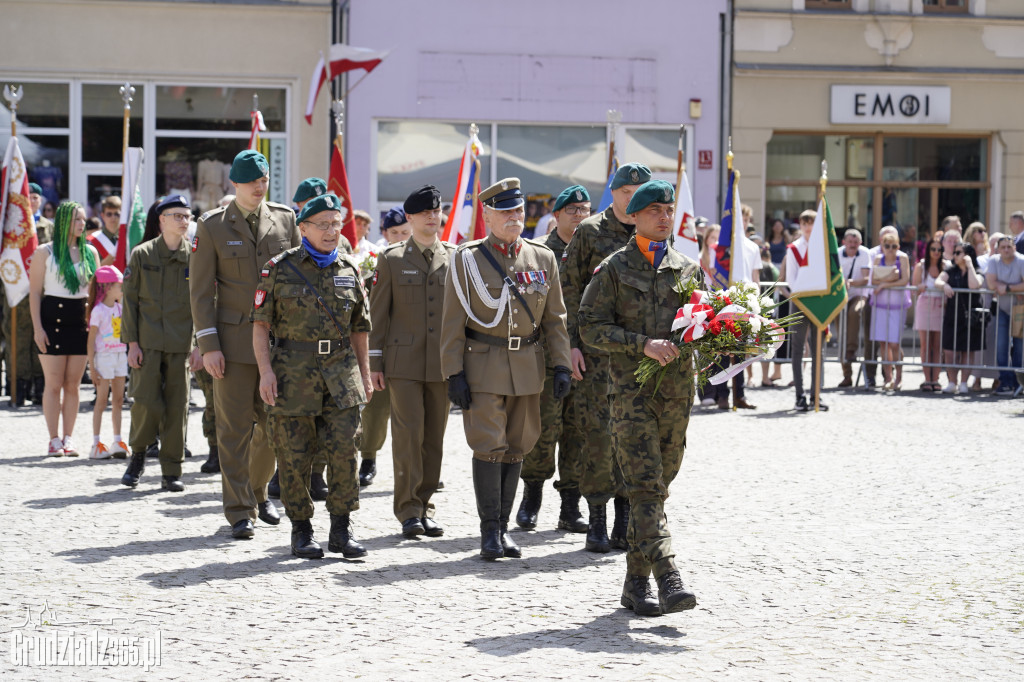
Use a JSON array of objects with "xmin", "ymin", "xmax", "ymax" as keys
[
  {"xmin": 929, "ymin": 246, "xmax": 942, "ymax": 252},
  {"xmin": 883, "ymin": 244, "xmax": 898, "ymax": 250},
  {"xmin": 954, "ymin": 250, "xmax": 964, "ymax": 256}
]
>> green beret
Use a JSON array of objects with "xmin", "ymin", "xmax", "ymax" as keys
[
  {"xmin": 611, "ymin": 163, "xmax": 652, "ymax": 190},
  {"xmin": 229, "ymin": 150, "xmax": 269, "ymax": 184},
  {"xmin": 28, "ymin": 182, "xmax": 43, "ymax": 195},
  {"xmin": 625, "ymin": 180, "xmax": 675, "ymax": 215},
  {"xmin": 293, "ymin": 177, "xmax": 327, "ymax": 204},
  {"xmin": 297, "ymin": 193, "xmax": 342, "ymax": 223},
  {"xmin": 553, "ymin": 185, "xmax": 590, "ymax": 212}
]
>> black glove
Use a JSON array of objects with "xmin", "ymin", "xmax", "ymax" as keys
[
  {"xmin": 447, "ymin": 371, "xmax": 472, "ymax": 410},
  {"xmin": 553, "ymin": 366, "xmax": 572, "ymax": 400}
]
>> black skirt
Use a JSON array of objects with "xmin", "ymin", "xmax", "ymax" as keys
[{"xmin": 40, "ymin": 296, "xmax": 88, "ymax": 356}]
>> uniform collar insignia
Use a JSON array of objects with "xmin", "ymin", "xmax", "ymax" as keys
[{"xmin": 490, "ymin": 237, "xmax": 522, "ymax": 257}]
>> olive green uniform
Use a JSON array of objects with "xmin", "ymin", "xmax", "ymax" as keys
[
  {"xmin": 252, "ymin": 246, "xmax": 369, "ymax": 521},
  {"xmin": 190, "ymin": 199, "xmax": 300, "ymax": 525},
  {"xmin": 358, "ymin": 267, "xmax": 389, "ymax": 462},
  {"xmin": 579, "ymin": 238, "xmax": 700, "ymax": 579},
  {"xmin": 521, "ymin": 230, "xmax": 583, "ymax": 489},
  {"xmin": 559, "ymin": 205, "xmax": 634, "ymax": 505},
  {"xmin": 122, "ymin": 236, "xmax": 194, "ymax": 476},
  {"xmin": 2, "ymin": 296, "xmax": 41, "ymax": 392},
  {"xmin": 194, "ymin": 367, "xmax": 217, "ymax": 451}
]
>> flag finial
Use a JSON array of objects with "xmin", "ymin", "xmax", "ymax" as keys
[
  {"xmin": 252, "ymin": 93, "xmax": 259, "ymax": 112},
  {"xmin": 469, "ymin": 123, "xmax": 478, "ymax": 137},
  {"xmin": 3, "ymin": 84, "xmax": 22, "ymax": 136},
  {"xmin": 727, "ymin": 136, "xmax": 733, "ymax": 172},
  {"xmin": 120, "ymin": 83, "xmax": 135, "ymax": 111},
  {"xmin": 332, "ymin": 99, "xmax": 344, "ymax": 132},
  {"xmin": 820, "ymin": 159, "xmax": 828, "ymax": 194}
]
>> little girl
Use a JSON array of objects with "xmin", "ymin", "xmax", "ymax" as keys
[{"xmin": 86, "ymin": 266, "xmax": 129, "ymax": 459}]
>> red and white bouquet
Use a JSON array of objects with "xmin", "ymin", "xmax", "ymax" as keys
[
  {"xmin": 636, "ymin": 279, "xmax": 801, "ymax": 392},
  {"xmin": 358, "ymin": 250, "xmax": 378, "ymax": 280}
]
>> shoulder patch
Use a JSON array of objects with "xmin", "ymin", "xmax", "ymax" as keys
[
  {"xmin": 593, "ymin": 264, "xmax": 602, "ymax": 275},
  {"xmin": 254, "ymin": 290, "xmax": 266, "ymax": 309},
  {"xmin": 191, "ymin": 235, "xmax": 199, "ymax": 253}
]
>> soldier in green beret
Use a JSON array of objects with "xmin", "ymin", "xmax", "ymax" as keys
[
  {"xmin": 252, "ymin": 192, "xmax": 373, "ymax": 559},
  {"xmin": 516, "ymin": 184, "xmax": 591, "ymax": 533},
  {"xmin": 560, "ymin": 162, "xmax": 651, "ymax": 553},
  {"xmin": 579, "ymin": 179, "xmax": 700, "ymax": 616}
]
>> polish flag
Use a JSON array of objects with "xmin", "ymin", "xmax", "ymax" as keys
[
  {"xmin": 441, "ymin": 131, "xmax": 486, "ymax": 244},
  {"xmin": 305, "ymin": 45, "xmax": 390, "ymax": 125},
  {"xmin": 672, "ymin": 168, "xmax": 699, "ymax": 262}
]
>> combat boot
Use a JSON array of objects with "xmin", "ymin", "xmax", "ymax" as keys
[
  {"xmin": 838, "ymin": 363, "xmax": 853, "ymax": 388},
  {"xmin": 328, "ymin": 514, "xmax": 367, "ymax": 558},
  {"xmin": 609, "ymin": 495, "xmax": 630, "ymax": 550},
  {"xmin": 267, "ymin": 468, "xmax": 280, "ymax": 498},
  {"xmin": 472, "ymin": 458, "xmax": 504, "ymax": 560},
  {"xmin": 499, "ymin": 462, "xmax": 523, "ymax": 558},
  {"xmin": 656, "ymin": 571, "xmax": 697, "ymax": 614},
  {"xmin": 290, "ymin": 519, "xmax": 323, "ymax": 559},
  {"xmin": 358, "ymin": 458, "xmax": 376, "ymax": 487},
  {"xmin": 121, "ymin": 451, "xmax": 146, "ymax": 488},
  {"xmin": 515, "ymin": 479, "xmax": 543, "ymax": 530},
  {"xmin": 584, "ymin": 503, "xmax": 610, "ymax": 553},
  {"xmin": 621, "ymin": 575, "xmax": 662, "ymax": 617},
  {"xmin": 200, "ymin": 445, "xmax": 220, "ymax": 474},
  {"xmin": 12, "ymin": 379, "xmax": 28, "ymax": 407},
  {"xmin": 556, "ymin": 487, "xmax": 589, "ymax": 533},
  {"xmin": 31, "ymin": 376, "xmax": 44, "ymax": 405},
  {"xmin": 310, "ymin": 469, "xmax": 329, "ymax": 501}
]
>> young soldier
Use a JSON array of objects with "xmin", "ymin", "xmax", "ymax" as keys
[
  {"xmin": 560, "ymin": 163, "xmax": 652, "ymax": 553},
  {"xmin": 440, "ymin": 178, "xmax": 572, "ymax": 560},
  {"xmin": 579, "ymin": 179, "xmax": 700, "ymax": 617},
  {"xmin": 516, "ymin": 185, "xmax": 591, "ymax": 533},
  {"xmin": 253, "ymin": 193, "xmax": 372, "ymax": 559},
  {"xmin": 370, "ymin": 186, "xmax": 455, "ymax": 538},
  {"xmin": 88, "ymin": 195, "xmax": 122, "ymax": 266}
]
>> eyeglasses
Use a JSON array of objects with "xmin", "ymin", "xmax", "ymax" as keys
[
  {"xmin": 162, "ymin": 212, "xmax": 191, "ymax": 223},
  {"xmin": 562, "ymin": 205, "xmax": 591, "ymax": 216},
  {"xmin": 954, "ymin": 250, "xmax": 964, "ymax": 256},
  {"xmin": 303, "ymin": 220, "xmax": 343, "ymax": 232},
  {"xmin": 883, "ymin": 244, "xmax": 898, "ymax": 250}
]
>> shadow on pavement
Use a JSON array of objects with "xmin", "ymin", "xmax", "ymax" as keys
[{"xmin": 55, "ymin": 533, "xmax": 234, "ymax": 564}]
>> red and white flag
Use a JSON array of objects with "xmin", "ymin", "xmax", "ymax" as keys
[
  {"xmin": 305, "ymin": 44, "xmax": 389, "ymax": 125},
  {"xmin": 327, "ymin": 141, "xmax": 358, "ymax": 251},
  {"xmin": 0, "ymin": 137, "xmax": 39, "ymax": 307},
  {"xmin": 114, "ymin": 147, "xmax": 146, "ymax": 272},
  {"xmin": 249, "ymin": 108, "xmax": 266, "ymax": 151},
  {"xmin": 441, "ymin": 131, "xmax": 486, "ymax": 244},
  {"xmin": 672, "ymin": 168, "xmax": 699, "ymax": 262}
]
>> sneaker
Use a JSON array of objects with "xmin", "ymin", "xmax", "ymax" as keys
[
  {"xmin": 89, "ymin": 442, "xmax": 112, "ymax": 460},
  {"xmin": 47, "ymin": 438, "xmax": 65, "ymax": 457},
  {"xmin": 700, "ymin": 397, "xmax": 715, "ymax": 407},
  {"xmin": 62, "ymin": 436, "xmax": 79, "ymax": 457},
  {"xmin": 795, "ymin": 395, "xmax": 809, "ymax": 412},
  {"xmin": 994, "ymin": 386, "xmax": 1015, "ymax": 397},
  {"xmin": 108, "ymin": 440, "xmax": 129, "ymax": 459},
  {"xmin": 941, "ymin": 382, "xmax": 957, "ymax": 394},
  {"xmin": 958, "ymin": 382, "xmax": 969, "ymax": 395}
]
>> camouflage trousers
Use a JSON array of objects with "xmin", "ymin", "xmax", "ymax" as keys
[
  {"xmin": 576, "ymin": 358, "xmax": 624, "ymax": 505},
  {"xmin": 610, "ymin": 388, "xmax": 693, "ymax": 579},
  {"xmin": 194, "ymin": 367, "xmax": 217, "ymax": 449},
  {"xmin": 359, "ymin": 382, "xmax": 390, "ymax": 459},
  {"xmin": 267, "ymin": 392, "xmax": 361, "ymax": 521},
  {"xmin": 3, "ymin": 297, "xmax": 42, "ymax": 381},
  {"xmin": 520, "ymin": 366, "xmax": 583, "ymax": 490}
]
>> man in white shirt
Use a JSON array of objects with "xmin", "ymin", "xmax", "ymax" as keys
[{"xmin": 837, "ymin": 228, "xmax": 872, "ymax": 387}]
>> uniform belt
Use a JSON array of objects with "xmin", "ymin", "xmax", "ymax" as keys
[
  {"xmin": 466, "ymin": 327, "xmax": 540, "ymax": 351},
  {"xmin": 275, "ymin": 338, "xmax": 350, "ymax": 355}
]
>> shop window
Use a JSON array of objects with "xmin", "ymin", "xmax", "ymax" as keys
[
  {"xmin": 0, "ymin": 132, "xmax": 69, "ymax": 208},
  {"xmin": 620, "ymin": 127, "xmax": 686, "ymax": 176},
  {"xmin": 82, "ymin": 84, "xmax": 144, "ymax": 163},
  {"xmin": 7, "ymin": 82, "xmax": 69, "ymax": 128},
  {"xmin": 805, "ymin": 0, "xmax": 852, "ymax": 9},
  {"xmin": 156, "ymin": 86, "xmax": 285, "ymax": 132},
  {"xmin": 497, "ymin": 124, "xmax": 605, "ymax": 200},
  {"xmin": 923, "ymin": 0, "xmax": 967, "ymax": 13},
  {"xmin": 882, "ymin": 137, "xmax": 985, "ymax": 183}
]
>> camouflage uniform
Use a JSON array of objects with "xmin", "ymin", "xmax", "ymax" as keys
[
  {"xmin": 579, "ymin": 237, "xmax": 701, "ymax": 579},
  {"xmin": 251, "ymin": 245, "xmax": 370, "ymax": 522},
  {"xmin": 560, "ymin": 205, "xmax": 634, "ymax": 505},
  {"xmin": 2, "ymin": 296, "xmax": 42, "ymax": 398}
]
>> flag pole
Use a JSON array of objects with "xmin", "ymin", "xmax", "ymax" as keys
[
  {"xmin": 119, "ymin": 83, "xmax": 134, "ymax": 165},
  {"xmin": 814, "ymin": 159, "xmax": 828, "ymax": 413},
  {"xmin": 332, "ymin": 99, "xmax": 344, "ymax": 158},
  {"xmin": 344, "ymin": 70, "xmax": 373, "ymax": 99},
  {"xmin": 675, "ymin": 125, "xmax": 684, "ymax": 196},
  {"xmin": 606, "ymin": 110, "xmax": 621, "ymax": 177},
  {"xmin": 3, "ymin": 84, "xmax": 23, "ymax": 405}
]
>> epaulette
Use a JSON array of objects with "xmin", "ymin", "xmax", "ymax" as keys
[
  {"xmin": 260, "ymin": 249, "xmax": 291, "ymax": 277},
  {"xmin": 265, "ymin": 201, "xmax": 294, "ymax": 212},
  {"xmin": 383, "ymin": 242, "xmax": 405, "ymax": 253},
  {"xmin": 456, "ymin": 238, "xmax": 485, "ymax": 253},
  {"xmin": 198, "ymin": 206, "xmax": 226, "ymax": 223},
  {"xmin": 525, "ymin": 238, "xmax": 554, "ymax": 255},
  {"xmin": 440, "ymin": 241, "xmax": 457, "ymax": 250}
]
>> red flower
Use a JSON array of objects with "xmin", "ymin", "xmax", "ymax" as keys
[
  {"xmin": 722, "ymin": 296, "xmax": 732, "ymax": 305},
  {"xmin": 708, "ymin": 320, "xmax": 722, "ymax": 335},
  {"xmin": 724, "ymin": 319, "xmax": 742, "ymax": 339}
]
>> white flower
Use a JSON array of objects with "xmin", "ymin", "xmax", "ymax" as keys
[
  {"xmin": 746, "ymin": 293, "xmax": 761, "ymax": 315},
  {"xmin": 749, "ymin": 315, "xmax": 762, "ymax": 334},
  {"xmin": 760, "ymin": 296, "xmax": 773, "ymax": 311}
]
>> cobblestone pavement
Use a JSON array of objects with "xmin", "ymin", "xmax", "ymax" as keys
[{"xmin": 1, "ymin": 364, "xmax": 1021, "ymax": 680}]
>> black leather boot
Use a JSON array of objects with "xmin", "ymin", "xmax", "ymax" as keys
[
  {"xmin": 121, "ymin": 452, "xmax": 146, "ymax": 488},
  {"xmin": 13, "ymin": 379, "xmax": 28, "ymax": 407},
  {"xmin": 200, "ymin": 445, "xmax": 220, "ymax": 474},
  {"xmin": 328, "ymin": 513, "xmax": 367, "ymax": 557},
  {"xmin": 161, "ymin": 475, "xmax": 185, "ymax": 492},
  {"xmin": 267, "ymin": 468, "xmax": 280, "ymax": 498},
  {"xmin": 656, "ymin": 571, "xmax": 697, "ymax": 613},
  {"xmin": 499, "ymin": 462, "xmax": 523, "ymax": 558},
  {"xmin": 584, "ymin": 503, "xmax": 610, "ymax": 553},
  {"xmin": 515, "ymin": 479, "xmax": 543, "ymax": 530},
  {"xmin": 310, "ymin": 469, "xmax": 329, "ymax": 501},
  {"xmin": 557, "ymin": 487, "xmax": 589, "ymax": 533},
  {"xmin": 358, "ymin": 458, "xmax": 376, "ymax": 487},
  {"xmin": 290, "ymin": 519, "xmax": 323, "ymax": 559},
  {"xmin": 472, "ymin": 458, "xmax": 503, "ymax": 560},
  {"xmin": 610, "ymin": 495, "xmax": 630, "ymax": 550},
  {"xmin": 621, "ymin": 575, "xmax": 662, "ymax": 616}
]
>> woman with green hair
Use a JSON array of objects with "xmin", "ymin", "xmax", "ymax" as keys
[{"xmin": 29, "ymin": 201, "xmax": 99, "ymax": 457}]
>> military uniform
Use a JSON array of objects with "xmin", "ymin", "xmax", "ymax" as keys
[
  {"xmin": 357, "ymin": 268, "xmax": 388, "ymax": 481},
  {"xmin": 190, "ymin": 197, "xmax": 300, "ymax": 525},
  {"xmin": 3, "ymin": 295, "xmax": 42, "ymax": 405},
  {"xmin": 252, "ymin": 244, "xmax": 369, "ymax": 548},
  {"xmin": 194, "ymin": 367, "xmax": 217, "ymax": 454},
  {"xmin": 369, "ymin": 236, "xmax": 454, "ymax": 527},
  {"xmin": 121, "ymin": 235, "xmax": 193, "ymax": 478},
  {"xmin": 35, "ymin": 216, "xmax": 54, "ymax": 245}
]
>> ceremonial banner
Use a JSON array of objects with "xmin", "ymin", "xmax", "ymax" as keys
[
  {"xmin": 328, "ymin": 141, "xmax": 358, "ymax": 250},
  {"xmin": 441, "ymin": 130, "xmax": 486, "ymax": 244},
  {"xmin": 672, "ymin": 168, "xmax": 699, "ymax": 262},
  {"xmin": 0, "ymin": 137, "xmax": 39, "ymax": 307},
  {"xmin": 114, "ymin": 147, "xmax": 146, "ymax": 273},
  {"xmin": 305, "ymin": 45, "xmax": 390, "ymax": 124},
  {"xmin": 789, "ymin": 195, "xmax": 848, "ymax": 329},
  {"xmin": 712, "ymin": 168, "xmax": 740, "ymax": 289},
  {"xmin": 596, "ymin": 160, "xmax": 618, "ymax": 213}
]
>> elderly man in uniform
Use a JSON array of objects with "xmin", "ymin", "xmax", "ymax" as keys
[
  {"xmin": 441, "ymin": 177, "xmax": 572, "ymax": 560},
  {"xmin": 190, "ymin": 149, "xmax": 300, "ymax": 539},
  {"xmin": 369, "ymin": 185, "xmax": 455, "ymax": 537},
  {"xmin": 515, "ymin": 184, "xmax": 591, "ymax": 533},
  {"xmin": 253, "ymin": 193, "xmax": 372, "ymax": 559},
  {"xmin": 579, "ymin": 179, "xmax": 700, "ymax": 617},
  {"xmin": 560, "ymin": 162, "xmax": 652, "ymax": 553}
]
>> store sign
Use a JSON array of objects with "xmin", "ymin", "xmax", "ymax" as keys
[{"xmin": 830, "ymin": 85, "xmax": 950, "ymax": 125}]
